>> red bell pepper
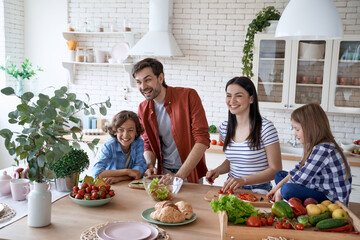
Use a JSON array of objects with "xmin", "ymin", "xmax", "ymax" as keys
[{"xmin": 288, "ymin": 197, "xmax": 307, "ymax": 218}]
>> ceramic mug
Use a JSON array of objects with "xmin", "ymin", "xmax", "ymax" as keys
[
  {"xmin": 339, "ymin": 77, "xmax": 347, "ymax": 85},
  {"xmin": 353, "ymin": 78, "xmax": 360, "ymax": 86},
  {"xmin": 302, "ymin": 76, "xmax": 310, "ymax": 84},
  {"xmin": 315, "ymin": 76, "xmax": 323, "ymax": 84},
  {"xmin": 10, "ymin": 178, "xmax": 30, "ymax": 201}
]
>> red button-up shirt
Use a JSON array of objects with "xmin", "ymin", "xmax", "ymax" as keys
[{"xmin": 138, "ymin": 86, "xmax": 210, "ymax": 183}]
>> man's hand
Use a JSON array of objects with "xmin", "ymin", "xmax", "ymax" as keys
[
  {"xmin": 128, "ymin": 169, "xmax": 141, "ymax": 179},
  {"xmin": 205, "ymin": 169, "xmax": 219, "ymax": 184},
  {"xmin": 145, "ymin": 167, "xmax": 157, "ymax": 176}
]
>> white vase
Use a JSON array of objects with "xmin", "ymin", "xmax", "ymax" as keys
[{"xmin": 28, "ymin": 182, "xmax": 52, "ymax": 227}]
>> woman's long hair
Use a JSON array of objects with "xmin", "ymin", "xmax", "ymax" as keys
[
  {"xmin": 291, "ymin": 103, "xmax": 350, "ymax": 180},
  {"xmin": 223, "ymin": 76, "xmax": 262, "ymax": 151}
]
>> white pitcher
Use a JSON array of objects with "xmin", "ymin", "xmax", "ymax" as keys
[{"xmin": 27, "ymin": 182, "xmax": 52, "ymax": 227}]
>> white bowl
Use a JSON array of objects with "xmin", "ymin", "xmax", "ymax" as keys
[{"xmin": 340, "ymin": 141, "xmax": 355, "ymax": 152}]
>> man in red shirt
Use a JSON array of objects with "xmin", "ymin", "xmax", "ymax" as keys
[{"xmin": 132, "ymin": 58, "xmax": 210, "ymax": 183}]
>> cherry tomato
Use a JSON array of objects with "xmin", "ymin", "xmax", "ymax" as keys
[
  {"xmin": 282, "ymin": 222, "xmax": 291, "ymax": 229},
  {"xmin": 267, "ymin": 216, "xmax": 275, "ymax": 226},
  {"xmin": 73, "ymin": 186, "xmax": 79, "ymax": 193},
  {"xmin": 228, "ymin": 189, "xmax": 234, "ymax": 195},
  {"xmin": 218, "ymin": 189, "xmax": 224, "ymax": 194},
  {"xmin": 217, "ymin": 140, "xmax": 224, "ymax": 146},
  {"xmin": 78, "ymin": 189, "xmax": 85, "ymax": 196},
  {"xmin": 211, "ymin": 139, "xmax": 217, "ymax": 145},
  {"xmin": 295, "ymin": 223, "xmax": 305, "ymax": 230},
  {"xmin": 105, "ymin": 185, "xmax": 111, "ymax": 191},
  {"xmin": 246, "ymin": 216, "xmax": 261, "ymax": 227},
  {"xmin": 81, "ymin": 182, "xmax": 88, "ymax": 189},
  {"xmin": 91, "ymin": 192, "xmax": 98, "ymax": 199},
  {"xmin": 109, "ymin": 190, "xmax": 115, "ymax": 196},
  {"xmin": 260, "ymin": 217, "xmax": 267, "ymax": 226},
  {"xmin": 275, "ymin": 221, "xmax": 283, "ymax": 229},
  {"xmin": 85, "ymin": 187, "xmax": 91, "ymax": 193},
  {"xmin": 75, "ymin": 194, "xmax": 82, "ymax": 199}
]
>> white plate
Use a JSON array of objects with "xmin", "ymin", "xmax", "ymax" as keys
[
  {"xmin": 111, "ymin": 43, "xmax": 130, "ymax": 62},
  {"xmin": 97, "ymin": 222, "xmax": 153, "ymax": 240},
  {"xmin": 350, "ymin": 152, "xmax": 360, "ymax": 157},
  {"xmin": 0, "ymin": 203, "xmax": 4, "ymax": 217}
]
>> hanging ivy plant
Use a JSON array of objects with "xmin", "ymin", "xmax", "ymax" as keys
[{"xmin": 242, "ymin": 6, "xmax": 281, "ymax": 79}]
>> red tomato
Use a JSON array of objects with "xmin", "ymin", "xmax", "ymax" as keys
[
  {"xmin": 246, "ymin": 216, "xmax": 261, "ymax": 227},
  {"xmin": 282, "ymin": 222, "xmax": 291, "ymax": 229},
  {"xmin": 260, "ymin": 217, "xmax": 267, "ymax": 226},
  {"xmin": 105, "ymin": 185, "xmax": 111, "ymax": 191},
  {"xmin": 91, "ymin": 192, "xmax": 98, "ymax": 199},
  {"xmin": 75, "ymin": 194, "xmax": 82, "ymax": 199},
  {"xmin": 295, "ymin": 223, "xmax": 305, "ymax": 230},
  {"xmin": 228, "ymin": 190, "xmax": 234, "ymax": 195},
  {"xmin": 92, "ymin": 186, "xmax": 97, "ymax": 191},
  {"xmin": 109, "ymin": 190, "xmax": 115, "ymax": 196},
  {"xmin": 78, "ymin": 189, "xmax": 85, "ymax": 196},
  {"xmin": 217, "ymin": 140, "xmax": 224, "ymax": 146},
  {"xmin": 73, "ymin": 186, "xmax": 79, "ymax": 193},
  {"xmin": 275, "ymin": 221, "xmax": 283, "ymax": 229},
  {"xmin": 85, "ymin": 187, "xmax": 91, "ymax": 193},
  {"xmin": 218, "ymin": 189, "xmax": 224, "ymax": 194},
  {"xmin": 99, "ymin": 185, "xmax": 106, "ymax": 192},
  {"xmin": 211, "ymin": 139, "xmax": 217, "ymax": 145},
  {"xmin": 267, "ymin": 216, "xmax": 275, "ymax": 226}
]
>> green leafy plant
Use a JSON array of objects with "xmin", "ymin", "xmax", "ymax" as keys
[
  {"xmin": 50, "ymin": 148, "xmax": 89, "ymax": 179},
  {"xmin": 242, "ymin": 6, "xmax": 281, "ymax": 78},
  {"xmin": 0, "ymin": 86, "xmax": 111, "ymax": 183}
]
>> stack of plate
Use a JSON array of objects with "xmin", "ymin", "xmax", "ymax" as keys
[
  {"xmin": 0, "ymin": 203, "xmax": 4, "ymax": 217},
  {"xmin": 96, "ymin": 222, "xmax": 158, "ymax": 240}
]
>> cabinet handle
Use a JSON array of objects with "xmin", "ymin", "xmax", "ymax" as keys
[
  {"xmin": 284, "ymin": 104, "xmax": 287, "ymax": 108},
  {"xmin": 289, "ymin": 104, "xmax": 293, "ymax": 108}
]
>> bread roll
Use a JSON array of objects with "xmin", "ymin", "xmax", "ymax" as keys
[
  {"xmin": 158, "ymin": 206, "xmax": 185, "ymax": 223},
  {"xmin": 154, "ymin": 200, "xmax": 178, "ymax": 211},
  {"xmin": 175, "ymin": 201, "xmax": 193, "ymax": 219}
]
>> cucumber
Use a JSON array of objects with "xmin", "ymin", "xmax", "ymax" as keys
[
  {"xmin": 309, "ymin": 211, "xmax": 331, "ymax": 226},
  {"xmin": 316, "ymin": 218, "xmax": 348, "ymax": 230}
]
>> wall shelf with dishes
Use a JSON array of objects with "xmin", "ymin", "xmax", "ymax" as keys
[{"xmin": 61, "ymin": 31, "xmax": 135, "ymax": 84}]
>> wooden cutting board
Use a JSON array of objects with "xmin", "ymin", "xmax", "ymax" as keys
[
  {"xmin": 128, "ymin": 180, "xmax": 145, "ymax": 190},
  {"xmin": 204, "ymin": 188, "xmax": 272, "ymax": 208}
]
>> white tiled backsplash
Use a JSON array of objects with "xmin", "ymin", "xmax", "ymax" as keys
[{"xmin": 2, "ymin": 0, "xmax": 360, "ymax": 144}]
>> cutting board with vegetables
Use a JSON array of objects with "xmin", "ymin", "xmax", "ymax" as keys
[
  {"xmin": 128, "ymin": 180, "xmax": 144, "ymax": 190},
  {"xmin": 217, "ymin": 200, "xmax": 360, "ymax": 240},
  {"xmin": 204, "ymin": 188, "xmax": 272, "ymax": 208}
]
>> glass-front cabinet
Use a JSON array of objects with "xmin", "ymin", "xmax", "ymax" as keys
[
  {"xmin": 253, "ymin": 34, "xmax": 333, "ymax": 110},
  {"xmin": 328, "ymin": 35, "xmax": 360, "ymax": 114}
]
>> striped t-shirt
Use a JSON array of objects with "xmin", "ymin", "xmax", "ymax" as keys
[{"xmin": 219, "ymin": 118, "xmax": 279, "ymax": 186}]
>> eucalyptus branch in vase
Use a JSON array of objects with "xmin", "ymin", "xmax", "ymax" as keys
[{"xmin": 0, "ymin": 57, "xmax": 42, "ymax": 96}]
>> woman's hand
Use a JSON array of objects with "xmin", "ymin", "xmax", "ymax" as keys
[
  {"xmin": 206, "ymin": 170, "xmax": 220, "ymax": 184},
  {"xmin": 222, "ymin": 177, "xmax": 246, "ymax": 192},
  {"xmin": 266, "ymin": 187, "xmax": 277, "ymax": 201}
]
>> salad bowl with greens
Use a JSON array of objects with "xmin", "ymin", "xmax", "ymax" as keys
[{"xmin": 142, "ymin": 175, "xmax": 183, "ymax": 201}]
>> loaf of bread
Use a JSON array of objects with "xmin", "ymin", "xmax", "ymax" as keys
[
  {"xmin": 175, "ymin": 201, "xmax": 193, "ymax": 219},
  {"xmin": 150, "ymin": 200, "xmax": 193, "ymax": 223}
]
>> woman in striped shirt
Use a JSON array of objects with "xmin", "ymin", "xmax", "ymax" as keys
[
  {"xmin": 206, "ymin": 76, "xmax": 282, "ymax": 192},
  {"xmin": 267, "ymin": 103, "xmax": 352, "ymax": 205}
]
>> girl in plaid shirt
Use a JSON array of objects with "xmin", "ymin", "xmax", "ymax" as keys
[{"xmin": 267, "ymin": 103, "xmax": 352, "ymax": 206}]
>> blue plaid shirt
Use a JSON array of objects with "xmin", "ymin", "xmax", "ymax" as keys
[{"xmin": 289, "ymin": 142, "xmax": 352, "ymax": 206}]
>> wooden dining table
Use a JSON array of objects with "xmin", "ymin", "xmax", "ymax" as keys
[
  {"xmin": 1, "ymin": 180, "xmax": 360, "ymax": 240},
  {"xmin": 0, "ymin": 181, "xmax": 222, "ymax": 240}
]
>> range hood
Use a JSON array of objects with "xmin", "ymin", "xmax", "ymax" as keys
[{"xmin": 128, "ymin": 0, "xmax": 183, "ymax": 57}]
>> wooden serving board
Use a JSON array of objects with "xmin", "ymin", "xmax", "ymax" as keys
[
  {"xmin": 219, "ymin": 200, "xmax": 360, "ymax": 240},
  {"xmin": 128, "ymin": 180, "xmax": 145, "ymax": 190},
  {"xmin": 204, "ymin": 188, "xmax": 272, "ymax": 208}
]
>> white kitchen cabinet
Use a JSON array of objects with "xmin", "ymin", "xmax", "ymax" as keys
[
  {"xmin": 328, "ymin": 35, "xmax": 360, "ymax": 114},
  {"xmin": 62, "ymin": 31, "xmax": 135, "ymax": 84},
  {"xmin": 253, "ymin": 34, "xmax": 359, "ymax": 114}
]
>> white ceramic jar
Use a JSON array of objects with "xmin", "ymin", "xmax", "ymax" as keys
[
  {"xmin": 0, "ymin": 171, "xmax": 12, "ymax": 196},
  {"xmin": 27, "ymin": 182, "xmax": 52, "ymax": 227}
]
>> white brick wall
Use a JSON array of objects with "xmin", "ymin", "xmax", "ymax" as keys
[
  {"xmin": 1, "ymin": 0, "xmax": 24, "ymax": 89},
  {"xmin": 1, "ymin": 0, "xmax": 359, "ymax": 145}
]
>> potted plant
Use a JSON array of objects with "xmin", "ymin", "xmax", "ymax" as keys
[
  {"xmin": 0, "ymin": 85, "xmax": 111, "ymax": 227},
  {"xmin": 50, "ymin": 148, "xmax": 90, "ymax": 192},
  {"xmin": 0, "ymin": 58, "xmax": 42, "ymax": 96},
  {"xmin": 242, "ymin": 6, "xmax": 281, "ymax": 79}
]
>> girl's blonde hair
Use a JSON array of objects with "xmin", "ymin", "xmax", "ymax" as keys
[
  {"xmin": 291, "ymin": 103, "xmax": 350, "ymax": 180},
  {"xmin": 108, "ymin": 110, "xmax": 144, "ymax": 139}
]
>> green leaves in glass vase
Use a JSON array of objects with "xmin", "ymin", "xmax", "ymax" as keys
[{"xmin": 0, "ymin": 86, "xmax": 111, "ymax": 183}]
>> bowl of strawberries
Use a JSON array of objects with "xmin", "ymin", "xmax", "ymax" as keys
[{"xmin": 69, "ymin": 182, "xmax": 115, "ymax": 207}]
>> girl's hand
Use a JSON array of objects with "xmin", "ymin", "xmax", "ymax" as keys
[
  {"xmin": 273, "ymin": 188, "xmax": 283, "ymax": 202},
  {"xmin": 206, "ymin": 170, "xmax": 220, "ymax": 184},
  {"xmin": 222, "ymin": 177, "xmax": 245, "ymax": 193},
  {"xmin": 266, "ymin": 188, "xmax": 277, "ymax": 201}
]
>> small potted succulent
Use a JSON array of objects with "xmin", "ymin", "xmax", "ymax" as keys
[
  {"xmin": 50, "ymin": 148, "xmax": 90, "ymax": 192},
  {"xmin": 242, "ymin": 6, "xmax": 281, "ymax": 79}
]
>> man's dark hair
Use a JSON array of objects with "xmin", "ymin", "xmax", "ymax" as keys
[{"xmin": 132, "ymin": 58, "xmax": 167, "ymax": 87}]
